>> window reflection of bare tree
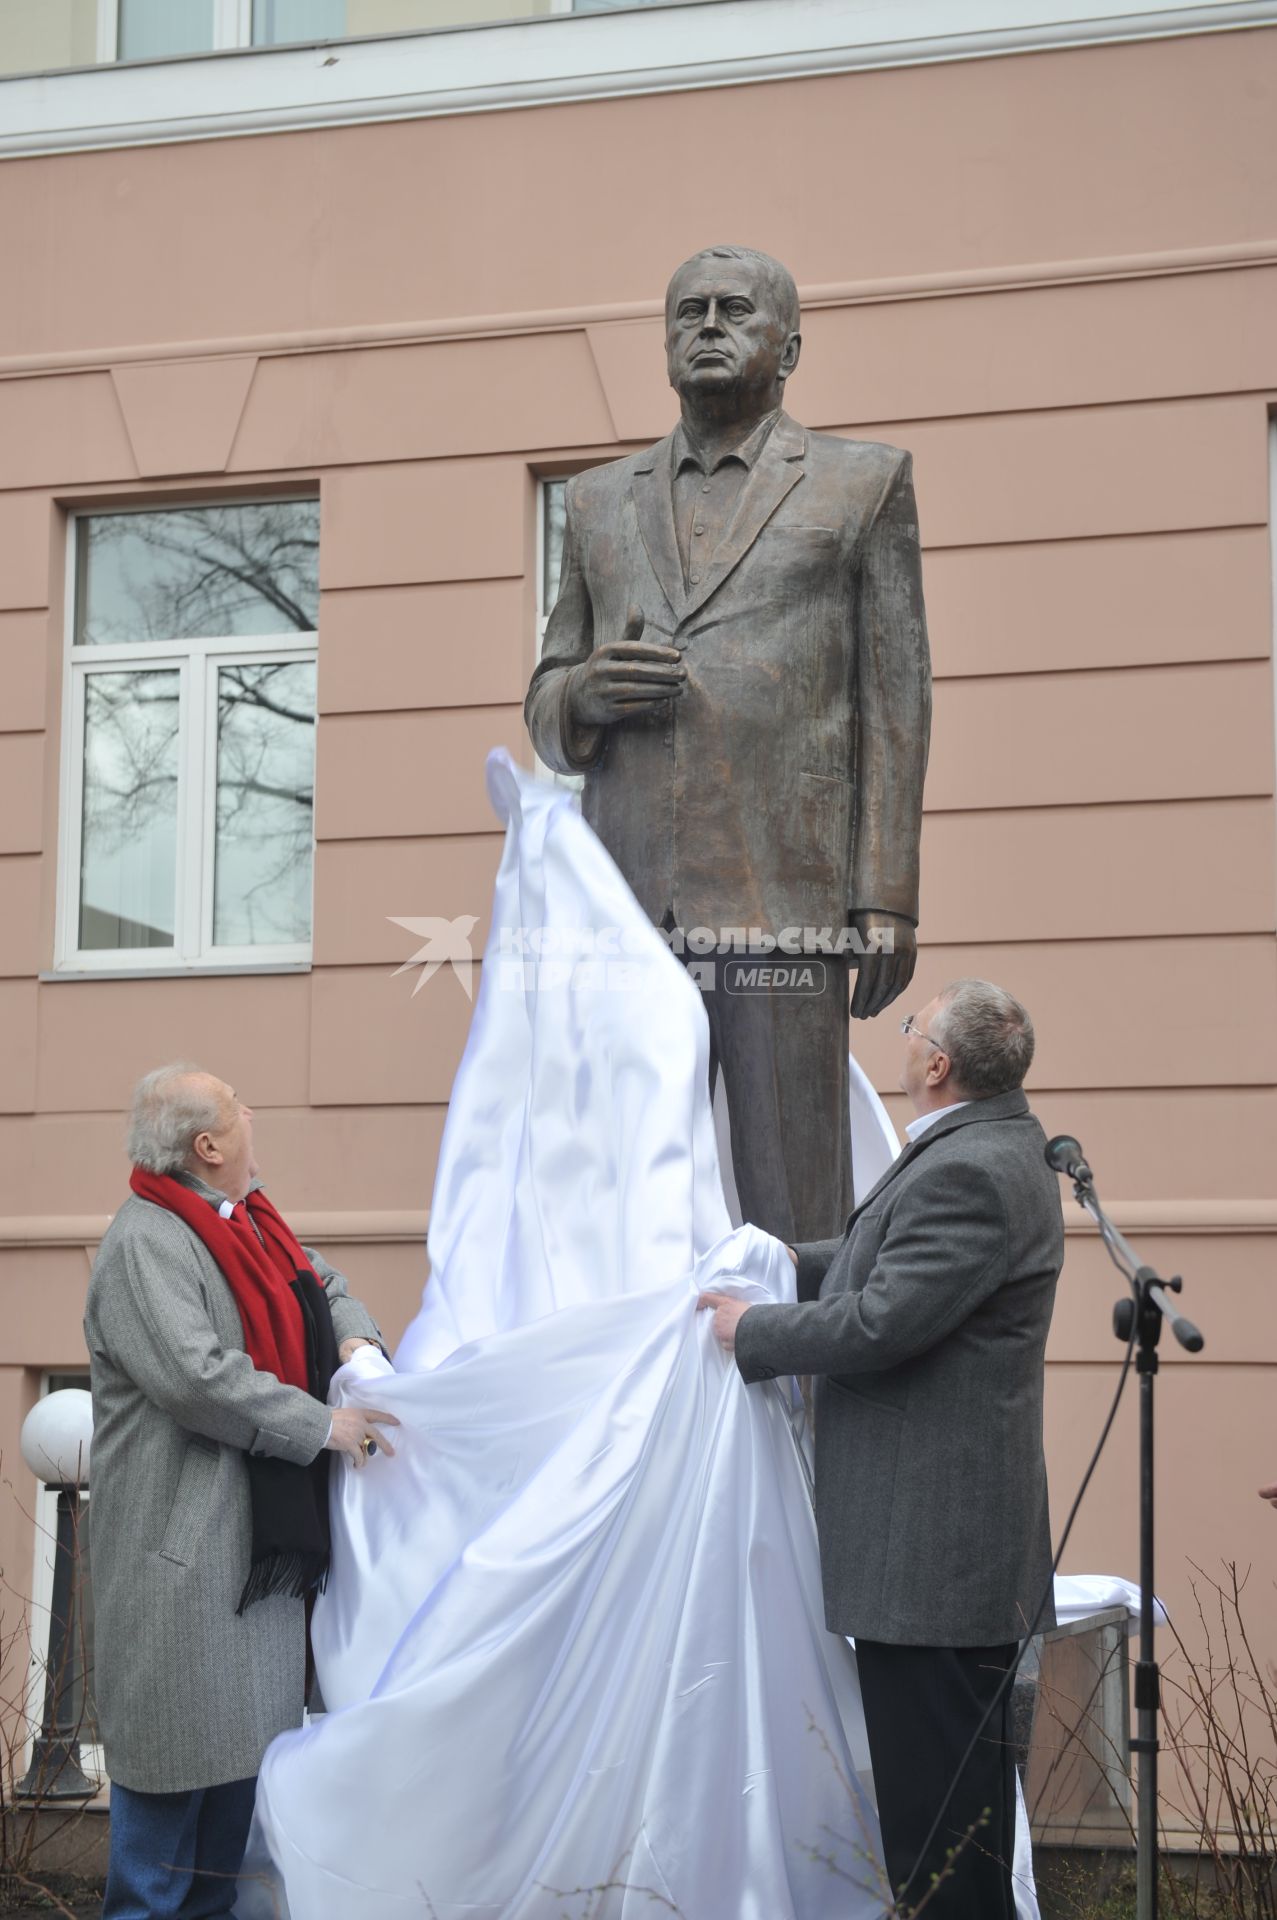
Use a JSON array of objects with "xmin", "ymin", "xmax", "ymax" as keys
[
  {"xmin": 215, "ymin": 661, "xmax": 314, "ymax": 946},
  {"xmin": 80, "ymin": 504, "xmax": 318, "ymax": 948},
  {"xmin": 83, "ymin": 672, "xmax": 179, "ymax": 839},
  {"xmin": 81, "ymin": 671, "xmax": 181, "ymax": 946},
  {"xmin": 81, "ymin": 503, "xmax": 319, "ymax": 643}
]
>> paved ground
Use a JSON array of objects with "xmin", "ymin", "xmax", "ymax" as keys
[
  {"xmin": 2, "ymin": 1904, "xmax": 100, "ymax": 1917},
  {"xmin": 0, "ymin": 1883, "xmax": 103, "ymax": 1917},
  {"xmin": 4, "ymin": 1908, "xmax": 99, "ymax": 1918}
]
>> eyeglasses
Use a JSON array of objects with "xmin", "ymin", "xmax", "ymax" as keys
[{"xmin": 900, "ymin": 1014, "xmax": 945, "ymax": 1051}]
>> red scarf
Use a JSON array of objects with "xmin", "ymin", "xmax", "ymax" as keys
[{"xmin": 129, "ymin": 1168, "xmax": 318, "ymax": 1387}]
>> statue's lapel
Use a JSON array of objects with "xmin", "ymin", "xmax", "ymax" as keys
[
  {"xmin": 680, "ymin": 414, "xmax": 807, "ymax": 626},
  {"xmin": 630, "ymin": 437, "xmax": 686, "ymax": 623}
]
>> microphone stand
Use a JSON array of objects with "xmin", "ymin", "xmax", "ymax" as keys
[{"xmin": 1064, "ymin": 1167, "xmax": 1204, "ymax": 1920}]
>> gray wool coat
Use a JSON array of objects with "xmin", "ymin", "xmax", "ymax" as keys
[
  {"xmin": 735, "ymin": 1089, "xmax": 1064, "ymax": 1647},
  {"xmin": 84, "ymin": 1183, "xmax": 382, "ymax": 1792}
]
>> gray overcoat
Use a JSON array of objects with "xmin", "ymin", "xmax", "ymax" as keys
[
  {"xmin": 84, "ymin": 1184, "xmax": 382, "ymax": 1792},
  {"xmin": 735, "ymin": 1090, "xmax": 1064, "ymax": 1647}
]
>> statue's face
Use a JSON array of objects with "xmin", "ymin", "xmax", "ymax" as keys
[{"xmin": 665, "ymin": 257, "xmax": 798, "ymax": 406}]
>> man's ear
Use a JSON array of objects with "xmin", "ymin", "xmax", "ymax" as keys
[
  {"xmin": 192, "ymin": 1131, "xmax": 221, "ymax": 1167},
  {"xmin": 780, "ymin": 331, "xmax": 802, "ymax": 379}
]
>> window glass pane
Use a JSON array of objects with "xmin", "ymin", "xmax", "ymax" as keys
[
  {"xmin": 213, "ymin": 661, "xmax": 316, "ymax": 947},
  {"xmin": 542, "ymin": 480, "xmax": 567, "ymax": 613},
  {"xmin": 259, "ymin": 1, "xmax": 693, "ymax": 34},
  {"xmin": 118, "ymin": 0, "xmax": 215, "ymax": 59},
  {"xmin": 0, "ymin": 0, "xmax": 99, "ymax": 77},
  {"xmin": 253, "ymin": 0, "xmax": 345, "ymax": 43},
  {"xmin": 79, "ymin": 670, "xmax": 180, "ymax": 951},
  {"xmin": 77, "ymin": 502, "xmax": 320, "ymax": 646},
  {"xmin": 342, "ymin": 1, "xmax": 558, "ymax": 30}
]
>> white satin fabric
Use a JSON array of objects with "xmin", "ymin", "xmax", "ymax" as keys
[
  {"xmin": 1053, "ymin": 1574, "xmax": 1167, "ymax": 1631},
  {"xmin": 251, "ymin": 753, "xmax": 889, "ymax": 1919}
]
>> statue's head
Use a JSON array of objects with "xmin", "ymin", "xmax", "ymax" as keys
[{"xmin": 665, "ymin": 245, "xmax": 801, "ymax": 412}]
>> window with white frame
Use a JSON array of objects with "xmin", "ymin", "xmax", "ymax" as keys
[
  {"xmin": 59, "ymin": 499, "xmax": 318, "ymax": 971},
  {"xmin": 0, "ymin": 0, "xmax": 716, "ymax": 77}
]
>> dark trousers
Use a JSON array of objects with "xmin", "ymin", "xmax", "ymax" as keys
[
  {"xmin": 103, "ymin": 1775, "xmax": 257, "ymax": 1920},
  {"xmin": 856, "ymin": 1640, "xmax": 1018, "ymax": 1919},
  {"xmin": 688, "ymin": 947, "xmax": 853, "ymax": 1242}
]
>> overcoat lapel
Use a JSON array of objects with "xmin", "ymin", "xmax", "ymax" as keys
[
  {"xmin": 630, "ymin": 436, "xmax": 685, "ymax": 624},
  {"xmin": 841, "ymin": 1089, "xmax": 1032, "ymax": 1230},
  {"xmin": 844, "ymin": 1134, "xmax": 930, "ymax": 1225},
  {"xmin": 681, "ymin": 413, "xmax": 807, "ymax": 626}
]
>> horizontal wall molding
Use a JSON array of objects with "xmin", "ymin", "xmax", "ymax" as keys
[
  {"xmin": 2, "ymin": 1201, "xmax": 1275, "ymax": 1249},
  {"xmin": 1062, "ymin": 1200, "xmax": 1277, "ymax": 1234},
  {"xmin": 0, "ymin": 1210, "xmax": 429, "ymax": 1248},
  {"xmin": 1, "ymin": 241, "xmax": 1276, "ymax": 383},
  {"xmin": 0, "ymin": 0, "xmax": 1274, "ymax": 159}
]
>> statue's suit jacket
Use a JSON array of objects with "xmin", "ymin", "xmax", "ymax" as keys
[
  {"xmin": 735, "ymin": 1090, "xmax": 1065, "ymax": 1646},
  {"xmin": 525, "ymin": 412, "xmax": 931, "ymax": 941}
]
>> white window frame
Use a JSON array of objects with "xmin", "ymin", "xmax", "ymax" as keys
[
  {"xmin": 94, "ymin": 0, "xmax": 613, "ymax": 66},
  {"xmin": 44, "ymin": 0, "xmax": 703, "ymax": 82},
  {"xmin": 26, "ymin": 1372, "xmax": 104, "ymax": 1791},
  {"xmin": 56, "ymin": 499, "xmax": 318, "ymax": 974},
  {"xmin": 96, "ymin": 0, "xmax": 252, "ymax": 62}
]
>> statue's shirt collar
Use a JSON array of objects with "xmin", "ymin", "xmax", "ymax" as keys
[{"xmin": 671, "ymin": 410, "xmax": 780, "ymax": 478}]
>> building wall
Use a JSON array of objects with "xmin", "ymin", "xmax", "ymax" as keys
[{"xmin": 1, "ymin": 18, "xmax": 1275, "ymax": 1813}]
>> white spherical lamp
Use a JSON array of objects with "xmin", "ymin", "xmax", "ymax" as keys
[{"xmin": 21, "ymin": 1389, "xmax": 93, "ymax": 1488}]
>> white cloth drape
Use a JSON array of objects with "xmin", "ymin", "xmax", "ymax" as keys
[{"xmin": 248, "ymin": 754, "xmax": 889, "ymax": 1919}]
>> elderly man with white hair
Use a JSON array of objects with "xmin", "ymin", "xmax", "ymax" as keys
[{"xmin": 85, "ymin": 1064, "xmax": 398, "ymax": 1920}]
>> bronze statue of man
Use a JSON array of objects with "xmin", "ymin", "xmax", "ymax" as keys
[{"xmin": 526, "ymin": 244, "xmax": 931, "ymax": 1242}]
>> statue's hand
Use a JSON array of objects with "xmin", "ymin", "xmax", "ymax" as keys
[
  {"xmin": 849, "ymin": 911, "xmax": 917, "ymax": 1021},
  {"xmin": 568, "ymin": 608, "xmax": 687, "ymax": 728}
]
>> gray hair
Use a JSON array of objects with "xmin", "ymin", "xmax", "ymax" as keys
[
  {"xmin": 666, "ymin": 245, "xmax": 801, "ymax": 335},
  {"xmin": 931, "ymin": 980, "xmax": 1035, "ymax": 1098},
  {"xmin": 126, "ymin": 1063, "xmax": 224, "ymax": 1175}
]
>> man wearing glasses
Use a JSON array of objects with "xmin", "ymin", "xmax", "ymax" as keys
[{"xmin": 700, "ymin": 978, "xmax": 1065, "ymax": 1920}]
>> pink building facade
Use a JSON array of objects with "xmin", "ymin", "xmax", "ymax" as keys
[{"xmin": 1, "ymin": 0, "xmax": 1275, "ymax": 1830}]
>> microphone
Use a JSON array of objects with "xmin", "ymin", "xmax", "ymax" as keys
[{"xmin": 1045, "ymin": 1134, "xmax": 1094, "ymax": 1185}]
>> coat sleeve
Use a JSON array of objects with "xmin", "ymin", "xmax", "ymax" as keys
[
  {"xmin": 524, "ymin": 480, "xmax": 606, "ymax": 775},
  {"xmin": 301, "ymin": 1244, "xmax": 384, "ymax": 1351},
  {"xmin": 849, "ymin": 451, "xmax": 932, "ymax": 923},
  {"xmin": 89, "ymin": 1208, "xmax": 332, "ymax": 1464},
  {"xmin": 794, "ymin": 1237, "xmax": 843, "ymax": 1303},
  {"xmin": 734, "ymin": 1158, "xmax": 1007, "ymax": 1382}
]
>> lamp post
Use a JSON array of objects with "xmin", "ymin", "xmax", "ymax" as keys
[{"xmin": 17, "ymin": 1388, "xmax": 96, "ymax": 1801}]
